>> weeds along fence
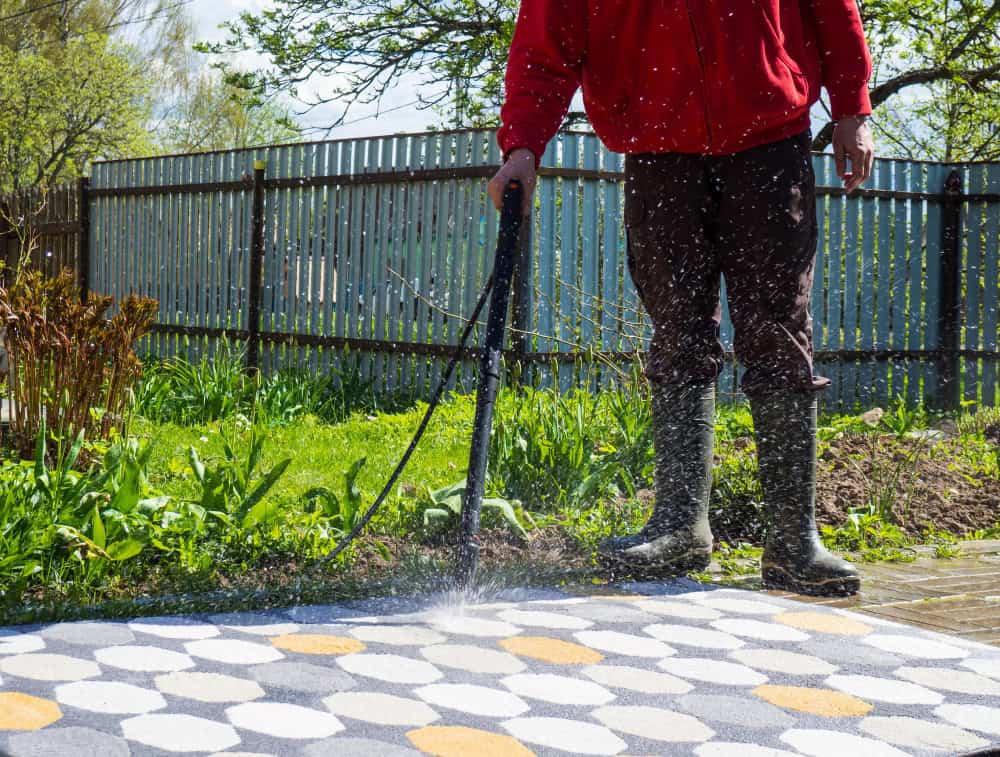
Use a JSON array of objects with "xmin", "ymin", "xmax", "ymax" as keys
[{"xmin": 1, "ymin": 128, "xmax": 998, "ymax": 412}]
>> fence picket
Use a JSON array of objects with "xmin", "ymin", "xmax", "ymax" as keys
[
  {"xmin": 858, "ymin": 160, "xmax": 877, "ymax": 408},
  {"xmin": 559, "ymin": 133, "xmax": 580, "ymax": 391},
  {"xmin": 982, "ymin": 164, "xmax": 1000, "ymax": 406},
  {"xmin": 843, "ymin": 172, "xmax": 860, "ymax": 411},
  {"xmin": 906, "ymin": 163, "xmax": 925, "ymax": 405},
  {"xmin": 874, "ymin": 159, "xmax": 893, "ymax": 405},
  {"xmin": 964, "ymin": 165, "xmax": 985, "ymax": 404}
]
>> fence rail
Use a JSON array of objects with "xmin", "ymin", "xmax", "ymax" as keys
[{"xmin": 2, "ymin": 128, "xmax": 999, "ymax": 411}]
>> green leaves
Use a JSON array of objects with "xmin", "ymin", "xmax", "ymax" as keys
[{"xmin": 422, "ymin": 479, "xmax": 527, "ymax": 539}]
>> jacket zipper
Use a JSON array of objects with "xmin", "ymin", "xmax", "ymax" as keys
[{"xmin": 682, "ymin": 0, "xmax": 713, "ymax": 148}]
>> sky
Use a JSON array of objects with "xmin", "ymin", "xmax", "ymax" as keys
[{"xmin": 187, "ymin": 0, "xmax": 470, "ymax": 140}]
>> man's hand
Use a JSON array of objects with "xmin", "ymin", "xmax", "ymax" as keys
[
  {"xmin": 832, "ymin": 115, "xmax": 875, "ymax": 194},
  {"xmin": 488, "ymin": 148, "xmax": 538, "ymax": 216}
]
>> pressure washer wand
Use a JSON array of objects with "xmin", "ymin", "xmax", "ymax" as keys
[{"xmin": 455, "ymin": 180, "xmax": 525, "ymax": 589}]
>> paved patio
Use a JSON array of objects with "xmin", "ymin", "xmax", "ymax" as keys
[{"xmin": 1, "ymin": 578, "xmax": 999, "ymax": 756}]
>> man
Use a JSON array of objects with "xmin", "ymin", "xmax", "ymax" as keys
[{"xmin": 487, "ymin": 0, "xmax": 875, "ymax": 596}]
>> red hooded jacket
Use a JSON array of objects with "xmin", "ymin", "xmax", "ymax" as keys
[{"xmin": 497, "ymin": 0, "xmax": 873, "ymax": 167}]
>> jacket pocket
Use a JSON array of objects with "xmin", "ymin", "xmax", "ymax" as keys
[{"xmin": 758, "ymin": 0, "xmax": 806, "ymax": 76}]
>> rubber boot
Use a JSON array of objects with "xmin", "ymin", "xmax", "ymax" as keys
[
  {"xmin": 750, "ymin": 391, "xmax": 860, "ymax": 596},
  {"xmin": 597, "ymin": 381, "xmax": 715, "ymax": 576}
]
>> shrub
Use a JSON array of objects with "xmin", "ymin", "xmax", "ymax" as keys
[{"xmin": 0, "ymin": 269, "xmax": 157, "ymax": 457}]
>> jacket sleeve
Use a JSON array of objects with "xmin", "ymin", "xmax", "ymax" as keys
[
  {"xmin": 803, "ymin": 0, "xmax": 873, "ymax": 119},
  {"xmin": 497, "ymin": 0, "xmax": 586, "ymax": 169}
]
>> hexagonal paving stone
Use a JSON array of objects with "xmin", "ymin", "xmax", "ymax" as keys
[
  {"xmin": 336, "ymin": 653, "xmax": 443, "ymax": 684},
  {"xmin": 658, "ymin": 657, "xmax": 767, "ymax": 686},
  {"xmin": 323, "ymin": 692, "xmax": 440, "ymax": 726},
  {"xmin": 894, "ymin": 665, "xmax": 1000, "ymax": 695},
  {"xmin": 129, "ymin": 619, "xmax": 220, "ymax": 640},
  {"xmin": 752, "ymin": 685, "xmax": 872, "ymax": 717},
  {"xmin": 934, "ymin": 703, "xmax": 1000, "ymax": 737},
  {"xmin": 499, "ymin": 636, "xmax": 603, "ymax": 665},
  {"xmin": 429, "ymin": 616, "xmax": 521, "ymax": 638},
  {"xmin": 408, "ymin": 725, "xmax": 534, "ymax": 757},
  {"xmin": 415, "ymin": 683, "xmax": 530, "ymax": 718},
  {"xmin": 861, "ymin": 633, "xmax": 967, "ymax": 660},
  {"xmin": 501, "ymin": 673, "xmax": 615, "ymax": 706},
  {"xmin": 644, "ymin": 624, "xmax": 744, "ymax": 650},
  {"xmin": 860, "ymin": 716, "xmax": 990, "ymax": 752},
  {"xmin": 5, "ymin": 726, "xmax": 130, "ymax": 757},
  {"xmin": 773, "ymin": 612, "xmax": 872, "ymax": 636},
  {"xmin": 592, "ymin": 705, "xmax": 714, "ymax": 743},
  {"xmin": 154, "ymin": 672, "xmax": 265, "ymax": 703},
  {"xmin": 729, "ymin": 649, "xmax": 837, "ymax": 676},
  {"xmin": 226, "ymin": 702, "xmax": 344, "ymax": 739},
  {"xmin": 582, "ymin": 664, "xmax": 692, "ymax": 695},
  {"xmin": 632, "ymin": 600, "xmax": 721, "ymax": 620},
  {"xmin": 0, "ymin": 654, "xmax": 101, "ymax": 682},
  {"xmin": 54, "ymin": 681, "xmax": 166, "ymax": 714},
  {"xmin": 38, "ymin": 621, "xmax": 134, "ymax": 647},
  {"xmin": 501, "ymin": 717, "xmax": 628, "ymax": 756},
  {"xmin": 779, "ymin": 728, "xmax": 913, "ymax": 757},
  {"xmin": 962, "ymin": 656, "xmax": 1000, "ymax": 680},
  {"xmin": 95, "ymin": 645, "xmax": 194, "ymax": 673},
  {"xmin": 248, "ymin": 661, "xmax": 358, "ymax": 694},
  {"xmin": 418, "ymin": 644, "xmax": 525, "ymax": 675},
  {"xmin": 573, "ymin": 630, "xmax": 675, "ymax": 659},
  {"xmin": 825, "ymin": 673, "xmax": 943, "ymax": 705},
  {"xmin": 348, "ymin": 625, "xmax": 446, "ymax": 647},
  {"xmin": 271, "ymin": 634, "xmax": 366, "ymax": 655},
  {"xmin": 677, "ymin": 694, "xmax": 796, "ymax": 730},
  {"xmin": 185, "ymin": 639, "xmax": 284, "ymax": 665},
  {"xmin": 0, "ymin": 694, "xmax": 62, "ymax": 731},
  {"xmin": 709, "ymin": 619, "xmax": 810, "ymax": 643},
  {"xmin": 0, "ymin": 634, "xmax": 45, "ymax": 655},
  {"xmin": 497, "ymin": 609, "xmax": 593, "ymax": 630},
  {"xmin": 121, "ymin": 713, "xmax": 240, "ymax": 753}
]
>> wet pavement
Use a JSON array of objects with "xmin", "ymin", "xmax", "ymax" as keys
[{"xmin": 1, "ymin": 576, "xmax": 999, "ymax": 756}]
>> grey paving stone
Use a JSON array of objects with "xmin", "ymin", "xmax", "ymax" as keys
[
  {"xmin": 677, "ymin": 694, "xmax": 796, "ymax": 729},
  {"xmin": 798, "ymin": 638, "xmax": 903, "ymax": 668},
  {"xmin": 300, "ymin": 737, "xmax": 422, "ymax": 756},
  {"xmin": 37, "ymin": 621, "xmax": 134, "ymax": 647},
  {"xmin": 250, "ymin": 661, "xmax": 358, "ymax": 694},
  {"xmin": 562, "ymin": 602, "xmax": 660, "ymax": 625},
  {"xmin": 4, "ymin": 727, "xmax": 130, "ymax": 757}
]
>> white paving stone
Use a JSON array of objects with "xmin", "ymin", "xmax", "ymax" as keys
[
  {"xmin": 779, "ymin": 728, "xmax": 918, "ymax": 757},
  {"xmin": 323, "ymin": 692, "xmax": 440, "ymax": 726},
  {"xmin": 862, "ymin": 633, "xmax": 968, "ymax": 660},
  {"xmin": 184, "ymin": 639, "xmax": 284, "ymax": 665},
  {"xmin": 644, "ymin": 624, "xmax": 744, "ymax": 650},
  {"xmin": 501, "ymin": 673, "xmax": 616, "ymax": 706},
  {"xmin": 336, "ymin": 653, "xmax": 443, "ymax": 684},
  {"xmin": 224, "ymin": 623, "xmax": 300, "ymax": 637},
  {"xmin": 418, "ymin": 643, "xmax": 525, "ymax": 675},
  {"xmin": 934, "ymin": 703, "xmax": 1000, "ymax": 736},
  {"xmin": 961, "ymin": 657, "xmax": 1000, "ymax": 680},
  {"xmin": 573, "ymin": 629, "xmax": 675, "ymax": 658},
  {"xmin": 582, "ymin": 664, "xmax": 693, "ymax": 694},
  {"xmin": 496, "ymin": 609, "xmax": 593, "ymax": 630},
  {"xmin": 226, "ymin": 702, "xmax": 344, "ymax": 739},
  {"xmin": 0, "ymin": 633, "xmax": 45, "ymax": 655},
  {"xmin": 658, "ymin": 657, "xmax": 768, "ymax": 686},
  {"xmin": 429, "ymin": 615, "xmax": 521, "ymax": 638},
  {"xmin": 729, "ymin": 649, "xmax": 837, "ymax": 676},
  {"xmin": 95, "ymin": 646, "xmax": 195, "ymax": 673},
  {"xmin": 710, "ymin": 619, "xmax": 810, "ymax": 642},
  {"xmin": 693, "ymin": 597, "xmax": 784, "ymax": 616},
  {"xmin": 894, "ymin": 665, "xmax": 1000, "ymax": 696},
  {"xmin": 860, "ymin": 716, "xmax": 990, "ymax": 752},
  {"xmin": 348, "ymin": 624, "xmax": 447, "ymax": 646},
  {"xmin": 154, "ymin": 672, "xmax": 265, "ymax": 703},
  {"xmin": 415, "ymin": 683, "xmax": 530, "ymax": 718},
  {"xmin": 55, "ymin": 681, "xmax": 166, "ymax": 714},
  {"xmin": 121, "ymin": 713, "xmax": 241, "ymax": 753},
  {"xmin": 592, "ymin": 705, "xmax": 714, "ymax": 743},
  {"xmin": 129, "ymin": 620, "xmax": 220, "ymax": 640},
  {"xmin": 825, "ymin": 673, "xmax": 944, "ymax": 705},
  {"xmin": 0, "ymin": 652, "xmax": 101, "ymax": 681},
  {"xmin": 502, "ymin": 716, "xmax": 628, "ymax": 756},
  {"xmin": 633, "ymin": 600, "xmax": 722, "ymax": 620}
]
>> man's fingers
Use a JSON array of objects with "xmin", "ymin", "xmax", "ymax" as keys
[
  {"xmin": 864, "ymin": 149, "xmax": 875, "ymax": 184},
  {"xmin": 834, "ymin": 144, "xmax": 848, "ymax": 179}
]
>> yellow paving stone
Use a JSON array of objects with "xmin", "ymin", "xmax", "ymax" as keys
[
  {"xmin": 0, "ymin": 693, "xmax": 63, "ymax": 730},
  {"xmin": 499, "ymin": 636, "xmax": 604, "ymax": 665},
  {"xmin": 773, "ymin": 612, "xmax": 873, "ymax": 636},
  {"xmin": 407, "ymin": 725, "xmax": 535, "ymax": 757},
  {"xmin": 753, "ymin": 685, "xmax": 873, "ymax": 717},
  {"xmin": 271, "ymin": 634, "xmax": 366, "ymax": 655}
]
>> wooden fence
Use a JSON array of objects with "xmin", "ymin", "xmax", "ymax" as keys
[{"xmin": 2, "ymin": 128, "xmax": 998, "ymax": 411}]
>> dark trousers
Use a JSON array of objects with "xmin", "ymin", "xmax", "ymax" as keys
[{"xmin": 624, "ymin": 129, "xmax": 830, "ymax": 398}]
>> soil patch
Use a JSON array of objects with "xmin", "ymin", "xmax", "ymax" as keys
[{"xmin": 816, "ymin": 434, "xmax": 999, "ymax": 537}]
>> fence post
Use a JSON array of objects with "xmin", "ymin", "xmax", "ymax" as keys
[
  {"xmin": 509, "ymin": 211, "xmax": 532, "ymax": 387},
  {"xmin": 77, "ymin": 176, "xmax": 91, "ymax": 300},
  {"xmin": 938, "ymin": 168, "xmax": 963, "ymax": 411},
  {"xmin": 246, "ymin": 159, "xmax": 266, "ymax": 372}
]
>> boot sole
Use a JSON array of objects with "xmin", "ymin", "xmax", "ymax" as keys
[
  {"xmin": 596, "ymin": 548, "xmax": 712, "ymax": 581},
  {"xmin": 762, "ymin": 563, "xmax": 861, "ymax": 597}
]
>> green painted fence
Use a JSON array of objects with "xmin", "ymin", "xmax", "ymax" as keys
[{"xmin": 36, "ymin": 128, "xmax": 1000, "ymax": 410}]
